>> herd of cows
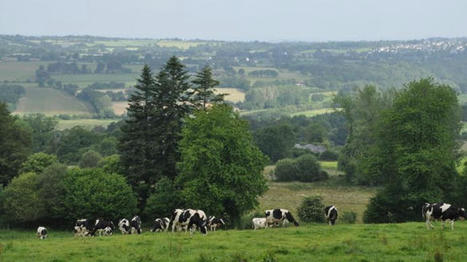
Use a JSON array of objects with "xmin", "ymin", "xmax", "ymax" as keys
[{"xmin": 35, "ymin": 203, "xmax": 466, "ymax": 240}]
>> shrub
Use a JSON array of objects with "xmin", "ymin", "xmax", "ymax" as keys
[
  {"xmin": 19, "ymin": 152, "xmax": 58, "ymax": 174},
  {"xmin": 274, "ymin": 158, "xmax": 298, "ymax": 181},
  {"xmin": 340, "ymin": 211, "xmax": 357, "ymax": 224},
  {"xmin": 319, "ymin": 150, "xmax": 339, "ymax": 161},
  {"xmin": 143, "ymin": 177, "xmax": 182, "ymax": 220},
  {"xmin": 275, "ymin": 154, "xmax": 327, "ymax": 182},
  {"xmin": 63, "ymin": 168, "xmax": 137, "ymax": 222},
  {"xmin": 2, "ymin": 172, "xmax": 46, "ymax": 225},
  {"xmin": 297, "ymin": 196, "xmax": 325, "ymax": 223},
  {"xmin": 238, "ymin": 210, "xmax": 265, "ymax": 230},
  {"xmin": 79, "ymin": 150, "xmax": 102, "ymax": 168},
  {"xmin": 37, "ymin": 163, "xmax": 68, "ymax": 223}
]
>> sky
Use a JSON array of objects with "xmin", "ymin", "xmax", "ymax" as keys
[{"xmin": 1, "ymin": 0, "xmax": 466, "ymax": 42}]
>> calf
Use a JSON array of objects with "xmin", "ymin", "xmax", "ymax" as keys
[
  {"xmin": 118, "ymin": 218, "xmax": 131, "ymax": 234},
  {"xmin": 92, "ymin": 219, "xmax": 115, "ymax": 236},
  {"xmin": 324, "ymin": 205, "xmax": 338, "ymax": 226},
  {"xmin": 151, "ymin": 217, "xmax": 170, "ymax": 232},
  {"xmin": 207, "ymin": 216, "xmax": 225, "ymax": 231},
  {"xmin": 74, "ymin": 219, "xmax": 92, "ymax": 237},
  {"xmin": 130, "ymin": 215, "xmax": 142, "ymax": 234},
  {"xmin": 252, "ymin": 218, "xmax": 267, "ymax": 230},
  {"xmin": 423, "ymin": 203, "xmax": 466, "ymax": 230},
  {"xmin": 36, "ymin": 226, "xmax": 48, "ymax": 239},
  {"xmin": 265, "ymin": 209, "xmax": 299, "ymax": 228}
]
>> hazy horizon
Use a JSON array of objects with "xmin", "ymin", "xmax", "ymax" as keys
[{"xmin": 1, "ymin": 0, "xmax": 467, "ymax": 42}]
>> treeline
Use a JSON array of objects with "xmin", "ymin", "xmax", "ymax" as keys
[{"xmin": 0, "ymin": 84, "xmax": 25, "ymax": 108}]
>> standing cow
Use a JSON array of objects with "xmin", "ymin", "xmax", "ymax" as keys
[
  {"xmin": 74, "ymin": 219, "xmax": 92, "ymax": 237},
  {"xmin": 207, "ymin": 216, "xmax": 225, "ymax": 231},
  {"xmin": 36, "ymin": 226, "xmax": 48, "ymax": 239},
  {"xmin": 118, "ymin": 218, "xmax": 131, "ymax": 234},
  {"xmin": 92, "ymin": 219, "xmax": 115, "ymax": 236},
  {"xmin": 324, "ymin": 205, "xmax": 338, "ymax": 226},
  {"xmin": 252, "ymin": 218, "xmax": 267, "ymax": 230},
  {"xmin": 171, "ymin": 209, "xmax": 207, "ymax": 234},
  {"xmin": 423, "ymin": 203, "xmax": 466, "ymax": 230},
  {"xmin": 151, "ymin": 217, "xmax": 170, "ymax": 232},
  {"xmin": 130, "ymin": 216, "xmax": 142, "ymax": 234},
  {"xmin": 265, "ymin": 209, "xmax": 299, "ymax": 227}
]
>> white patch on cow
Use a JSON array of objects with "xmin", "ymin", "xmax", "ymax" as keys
[
  {"xmin": 252, "ymin": 218, "xmax": 267, "ymax": 230},
  {"xmin": 326, "ymin": 206, "xmax": 336, "ymax": 218},
  {"xmin": 118, "ymin": 219, "xmax": 130, "ymax": 234},
  {"xmin": 37, "ymin": 226, "xmax": 47, "ymax": 239},
  {"xmin": 440, "ymin": 203, "xmax": 451, "ymax": 213}
]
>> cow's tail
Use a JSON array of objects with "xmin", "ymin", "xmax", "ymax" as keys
[{"xmin": 285, "ymin": 212, "xmax": 299, "ymax": 226}]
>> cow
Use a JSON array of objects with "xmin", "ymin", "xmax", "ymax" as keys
[
  {"xmin": 207, "ymin": 216, "xmax": 225, "ymax": 231},
  {"xmin": 130, "ymin": 216, "xmax": 142, "ymax": 234},
  {"xmin": 74, "ymin": 219, "xmax": 92, "ymax": 237},
  {"xmin": 252, "ymin": 218, "xmax": 267, "ymax": 230},
  {"xmin": 151, "ymin": 217, "xmax": 170, "ymax": 232},
  {"xmin": 423, "ymin": 203, "xmax": 466, "ymax": 230},
  {"xmin": 171, "ymin": 209, "xmax": 207, "ymax": 234},
  {"xmin": 324, "ymin": 205, "xmax": 338, "ymax": 226},
  {"xmin": 265, "ymin": 209, "xmax": 299, "ymax": 228},
  {"xmin": 91, "ymin": 219, "xmax": 115, "ymax": 236},
  {"xmin": 36, "ymin": 226, "xmax": 48, "ymax": 239},
  {"xmin": 103, "ymin": 226, "xmax": 113, "ymax": 236},
  {"xmin": 118, "ymin": 218, "xmax": 131, "ymax": 234}
]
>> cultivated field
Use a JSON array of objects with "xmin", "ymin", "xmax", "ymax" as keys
[
  {"xmin": 14, "ymin": 87, "xmax": 94, "ymax": 116},
  {"xmin": 1, "ymin": 223, "xmax": 466, "ymax": 261}
]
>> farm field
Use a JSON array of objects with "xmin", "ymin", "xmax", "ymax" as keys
[
  {"xmin": 0, "ymin": 61, "xmax": 46, "ymax": 82},
  {"xmin": 14, "ymin": 87, "xmax": 93, "ymax": 116},
  {"xmin": 1, "ymin": 223, "xmax": 466, "ymax": 261}
]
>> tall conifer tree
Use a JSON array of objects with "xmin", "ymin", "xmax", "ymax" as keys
[{"xmin": 191, "ymin": 65, "xmax": 224, "ymax": 110}]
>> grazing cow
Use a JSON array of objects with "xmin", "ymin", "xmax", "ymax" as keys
[
  {"xmin": 103, "ymin": 226, "xmax": 113, "ymax": 236},
  {"xmin": 92, "ymin": 219, "xmax": 115, "ymax": 236},
  {"xmin": 151, "ymin": 217, "xmax": 170, "ymax": 232},
  {"xmin": 207, "ymin": 216, "xmax": 225, "ymax": 231},
  {"xmin": 74, "ymin": 219, "xmax": 92, "ymax": 237},
  {"xmin": 252, "ymin": 218, "xmax": 267, "ymax": 230},
  {"xmin": 171, "ymin": 209, "xmax": 207, "ymax": 234},
  {"xmin": 130, "ymin": 216, "xmax": 142, "ymax": 234},
  {"xmin": 36, "ymin": 226, "xmax": 48, "ymax": 239},
  {"xmin": 265, "ymin": 209, "xmax": 299, "ymax": 228},
  {"xmin": 118, "ymin": 218, "xmax": 131, "ymax": 234},
  {"xmin": 324, "ymin": 205, "xmax": 338, "ymax": 226},
  {"xmin": 423, "ymin": 203, "xmax": 466, "ymax": 230}
]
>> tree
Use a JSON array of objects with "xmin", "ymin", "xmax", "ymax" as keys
[
  {"xmin": 63, "ymin": 168, "xmax": 137, "ymax": 223},
  {"xmin": 37, "ymin": 163, "xmax": 68, "ymax": 224},
  {"xmin": 254, "ymin": 124, "xmax": 295, "ymax": 163},
  {"xmin": 0, "ymin": 103, "xmax": 31, "ymax": 186},
  {"xmin": 22, "ymin": 114, "xmax": 58, "ymax": 153},
  {"xmin": 79, "ymin": 150, "xmax": 102, "ymax": 168},
  {"xmin": 191, "ymin": 65, "xmax": 224, "ymax": 110},
  {"xmin": 19, "ymin": 152, "xmax": 58, "ymax": 174},
  {"xmin": 143, "ymin": 177, "xmax": 182, "ymax": 219},
  {"xmin": 177, "ymin": 104, "xmax": 268, "ymax": 225},
  {"xmin": 55, "ymin": 126, "xmax": 100, "ymax": 164},
  {"xmin": 364, "ymin": 78, "xmax": 461, "ymax": 223}
]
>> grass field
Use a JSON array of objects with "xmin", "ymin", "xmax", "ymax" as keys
[
  {"xmin": 216, "ymin": 88, "xmax": 245, "ymax": 103},
  {"xmin": 14, "ymin": 87, "xmax": 94, "ymax": 116},
  {"xmin": 290, "ymin": 108, "xmax": 340, "ymax": 117},
  {"xmin": 0, "ymin": 61, "xmax": 46, "ymax": 81},
  {"xmin": 56, "ymin": 119, "xmax": 118, "ymax": 130},
  {"xmin": 1, "ymin": 223, "xmax": 466, "ymax": 261}
]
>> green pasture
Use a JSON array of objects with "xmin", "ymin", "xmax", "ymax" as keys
[
  {"xmin": 0, "ymin": 61, "xmax": 46, "ymax": 82},
  {"xmin": 1, "ymin": 222, "xmax": 466, "ymax": 261}
]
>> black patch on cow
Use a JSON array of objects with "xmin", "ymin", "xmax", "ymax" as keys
[
  {"xmin": 41, "ymin": 228, "xmax": 47, "ymax": 235},
  {"xmin": 272, "ymin": 209, "xmax": 282, "ymax": 219},
  {"xmin": 285, "ymin": 211, "xmax": 299, "ymax": 226},
  {"xmin": 130, "ymin": 216, "xmax": 142, "ymax": 234},
  {"xmin": 188, "ymin": 213, "xmax": 207, "ymax": 234}
]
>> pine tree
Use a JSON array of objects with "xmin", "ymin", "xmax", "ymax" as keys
[
  {"xmin": 191, "ymin": 65, "xmax": 224, "ymax": 110},
  {"xmin": 119, "ymin": 65, "xmax": 157, "ymax": 206}
]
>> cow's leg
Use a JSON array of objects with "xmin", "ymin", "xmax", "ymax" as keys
[{"xmin": 450, "ymin": 220, "xmax": 455, "ymax": 230}]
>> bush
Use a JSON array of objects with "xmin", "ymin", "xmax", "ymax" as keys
[
  {"xmin": 37, "ymin": 163, "xmax": 68, "ymax": 223},
  {"xmin": 79, "ymin": 150, "xmax": 102, "ymax": 168},
  {"xmin": 340, "ymin": 211, "xmax": 357, "ymax": 224},
  {"xmin": 238, "ymin": 210, "xmax": 265, "ymax": 230},
  {"xmin": 2, "ymin": 172, "xmax": 46, "ymax": 225},
  {"xmin": 63, "ymin": 168, "xmax": 137, "ymax": 222},
  {"xmin": 297, "ymin": 196, "xmax": 325, "ymax": 223},
  {"xmin": 319, "ymin": 150, "xmax": 339, "ymax": 161},
  {"xmin": 275, "ymin": 154, "xmax": 327, "ymax": 182},
  {"xmin": 19, "ymin": 152, "xmax": 58, "ymax": 174},
  {"xmin": 143, "ymin": 177, "xmax": 182, "ymax": 220}
]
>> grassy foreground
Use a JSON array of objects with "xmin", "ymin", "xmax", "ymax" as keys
[{"xmin": 1, "ymin": 222, "xmax": 466, "ymax": 261}]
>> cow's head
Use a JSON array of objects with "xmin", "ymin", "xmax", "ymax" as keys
[
  {"xmin": 200, "ymin": 221, "xmax": 208, "ymax": 235},
  {"xmin": 459, "ymin": 208, "xmax": 466, "ymax": 220}
]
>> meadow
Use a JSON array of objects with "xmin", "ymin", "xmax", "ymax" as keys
[{"xmin": 1, "ymin": 222, "xmax": 466, "ymax": 261}]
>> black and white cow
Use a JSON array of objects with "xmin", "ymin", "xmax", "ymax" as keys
[
  {"xmin": 423, "ymin": 203, "xmax": 466, "ymax": 230},
  {"xmin": 91, "ymin": 219, "xmax": 115, "ymax": 236},
  {"xmin": 74, "ymin": 219, "xmax": 93, "ymax": 237},
  {"xmin": 171, "ymin": 209, "xmax": 207, "ymax": 234},
  {"xmin": 151, "ymin": 217, "xmax": 170, "ymax": 232},
  {"xmin": 130, "ymin": 216, "xmax": 142, "ymax": 234},
  {"xmin": 207, "ymin": 216, "xmax": 225, "ymax": 231},
  {"xmin": 252, "ymin": 218, "xmax": 267, "ymax": 230},
  {"xmin": 324, "ymin": 205, "xmax": 338, "ymax": 226},
  {"xmin": 265, "ymin": 209, "xmax": 299, "ymax": 227},
  {"xmin": 118, "ymin": 218, "xmax": 131, "ymax": 234},
  {"xmin": 36, "ymin": 226, "xmax": 48, "ymax": 239}
]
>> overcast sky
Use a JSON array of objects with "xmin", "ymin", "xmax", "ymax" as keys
[{"xmin": 1, "ymin": 0, "xmax": 466, "ymax": 42}]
